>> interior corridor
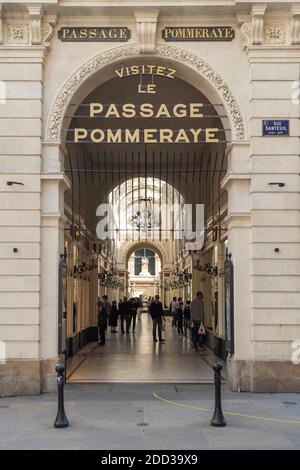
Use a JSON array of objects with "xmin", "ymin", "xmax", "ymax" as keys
[{"xmin": 67, "ymin": 312, "xmax": 215, "ymax": 383}]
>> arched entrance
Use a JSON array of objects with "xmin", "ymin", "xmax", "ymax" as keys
[{"xmin": 43, "ymin": 43, "xmax": 247, "ymax": 386}]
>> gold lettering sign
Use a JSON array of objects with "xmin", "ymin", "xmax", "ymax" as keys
[
  {"xmin": 58, "ymin": 27, "xmax": 131, "ymax": 42},
  {"xmin": 162, "ymin": 26, "xmax": 235, "ymax": 41},
  {"xmin": 73, "ymin": 128, "xmax": 220, "ymax": 144},
  {"xmin": 115, "ymin": 65, "xmax": 176, "ymax": 79},
  {"xmin": 72, "ymin": 102, "xmax": 220, "ymax": 144}
]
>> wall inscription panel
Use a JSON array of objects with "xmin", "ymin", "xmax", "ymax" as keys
[{"xmin": 58, "ymin": 27, "xmax": 131, "ymax": 42}]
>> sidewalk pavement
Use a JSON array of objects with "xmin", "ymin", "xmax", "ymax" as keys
[{"xmin": 0, "ymin": 383, "xmax": 300, "ymax": 450}]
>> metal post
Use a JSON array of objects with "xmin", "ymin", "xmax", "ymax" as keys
[
  {"xmin": 211, "ymin": 362, "xmax": 226, "ymax": 427},
  {"xmin": 54, "ymin": 364, "xmax": 69, "ymax": 428}
]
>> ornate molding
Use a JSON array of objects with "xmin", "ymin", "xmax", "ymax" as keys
[
  {"xmin": 42, "ymin": 15, "xmax": 57, "ymax": 49},
  {"xmin": 6, "ymin": 22, "xmax": 30, "ymax": 45},
  {"xmin": 241, "ymin": 20, "xmax": 288, "ymax": 46},
  {"xmin": 134, "ymin": 10, "xmax": 159, "ymax": 53},
  {"xmin": 264, "ymin": 23, "xmax": 286, "ymax": 45},
  {"xmin": 240, "ymin": 22, "xmax": 252, "ymax": 47},
  {"xmin": 47, "ymin": 43, "xmax": 246, "ymax": 142}
]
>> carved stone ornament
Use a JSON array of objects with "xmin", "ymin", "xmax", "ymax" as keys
[
  {"xmin": 264, "ymin": 23, "xmax": 286, "ymax": 45},
  {"xmin": 240, "ymin": 22, "xmax": 252, "ymax": 46},
  {"xmin": 135, "ymin": 11, "xmax": 159, "ymax": 54},
  {"xmin": 47, "ymin": 43, "xmax": 245, "ymax": 141},
  {"xmin": 28, "ymin": 6, "xmax": 42, "ymax": 45},
  {"xmin": 42, "ymin": 15, "xmax": 57, "ymax": 49},
  {"xmin": 6, "ymin": 22, "xmax": 30, "ymax": 45}
]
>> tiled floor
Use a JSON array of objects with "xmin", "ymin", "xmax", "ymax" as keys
[{"xmin": 67, "ymin": 314, "xmax": 215, "ymax": 383}]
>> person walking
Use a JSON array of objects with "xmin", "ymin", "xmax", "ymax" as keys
[
  {"xmin": 183, "ymin": 300, "xmax": 191, "ymax": 336},
  {"xmin": 109, "ymin": 300, "xmax": 119, "ymax": 333},
  {"xmin": 97, "ymin": 300, "xmax": 109, "ymax": 346},
  {"xmin": 130, "ymin": 297, "xmax": 139, "ymax": 333},
  {"xmin": 119, "ymin": 297, "xmax": 130, "ymax": 334},
  {"xmin": 177, "ymin": 301, "xmax": 184, "ymax": 335},
  {"xmin": 149, "ymin": 294, "xmax": 165, "ymax": 343},
  {"xmin": 137, "ymin": 296, "xmax": 143, "ymax": 321},
  {"xmin": 191, "ymin": 291, "xmax": 205, "ymax": 351},
  {"xmin": 170, "ymin": 296, "xmax": 178, "ymax": 327}
]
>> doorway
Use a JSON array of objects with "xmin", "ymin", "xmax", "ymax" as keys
[{"xmin": 62, "ymin": 60, "xmax": 229, "ymax": 382}]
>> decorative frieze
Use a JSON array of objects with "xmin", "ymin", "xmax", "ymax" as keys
[
  {"xmin": 264, "ymin": 23, "xmax": 286, "ymax": 45},
  {"xmin": 240, "ymin": 19, "xmax": 288, "ymax": 46},
  {"xmin": 135, "ymin": 11, "xmax": 159, "ymax": 54},
  {"xmin": 6, "ymin": 22, "xmax": 30, "ymax": 45},
  {"xmin": 47, "ymin": 43, "xmax": 245, "ymax": 141}
]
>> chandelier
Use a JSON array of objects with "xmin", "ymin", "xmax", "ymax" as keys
[
  {"xmin": 99, "ymin": 263, "xmax": 124, "ymax": 289},
  {"xmin": 128, "ymin": 197, "xmax": 159, "ymax": 231},
  {"xmin": 165, "ymin": 262, "xmax": 192, "ymax": 289}
]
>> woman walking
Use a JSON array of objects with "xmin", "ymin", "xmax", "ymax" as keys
[
  {"xmin": 183, "ymin": 300, "xmax": 191, "ymax": 336},
  {"xmin": 109, "ymin": 300, "xmax": 119, "ymax": 333}
]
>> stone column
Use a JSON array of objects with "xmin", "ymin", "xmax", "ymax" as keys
[
  {"xmin": 246, "ymin": 45, "xmax": 300, "ymax": 391},
  {"xmin": 221, "ymin": 142, "xmax": 252, "ymax": 391},
  {"xmin": 0, "ymin": 35, "xmax": 44, "ymax": 396},
  {"xmin": 40, "ymin": 142, "xmax": 70, "ymax": 392}
]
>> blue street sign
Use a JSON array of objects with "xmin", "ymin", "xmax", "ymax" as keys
[{"xmin": 262, "ymin": 120, "xmax": 289, "ymax": 136}]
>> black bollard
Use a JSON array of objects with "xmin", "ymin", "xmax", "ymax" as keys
[
  {"xmin": 211, "ymin": 362, "xmax": 226, "ymax": 427},
  {"xmin": 54, "ymin": 363, "xmax": 69, "ymax": 428}
]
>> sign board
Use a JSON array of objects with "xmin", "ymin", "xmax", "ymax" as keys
[
  {"xmin": 162, "ymin": 26, "xmax": 235, "ymax": 41},
  {"xmin": 58, "ymin": 253, "xmax": 67, "ymax": 355},
  {"xmin": 262, "ymin": 120, "xmax": 289, "ymax": 136},
  {"xmin": 224, "ymin": 251, "xmax": 234, "ymax": 354},
  {"xmin": 58, "ymin": 27, "xmax": 131, "ymax": 42}
]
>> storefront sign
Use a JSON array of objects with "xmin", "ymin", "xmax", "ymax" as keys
[
  {"xmin": 162, "ymin": 26, "xmax": 235, "ymax": 41},
  {"xmin": 262, "ymin": 120, "xmax": 289, "ymax": 136},
  {"xmin": 58, "ymin": 27, "xmax": 131, "ymax": 42}
]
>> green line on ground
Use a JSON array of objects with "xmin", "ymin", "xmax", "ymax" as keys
[{"xmin": 153, "ymin": 392, "xmax": 300, "ymax": 425}]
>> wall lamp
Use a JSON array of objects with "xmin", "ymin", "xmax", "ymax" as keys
[
  {"xmin": 6, "ymin": 181, "xmax": 24, "ymax": 186},
  {"xmin": 194, "ymin": 261, "xmax": 218, "ymax": 276},
  {"xmin": 268, "ymin": 182, "xmax": 285, "ymax": 187}
]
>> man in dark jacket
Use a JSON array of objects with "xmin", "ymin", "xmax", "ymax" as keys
[
  {"xmin": 149, "ymin": 295, "xmax": 165, "ymax": 343},
  {"xmin": 119, "ymin": 297, "xmax": 130, "ymax": 334}
]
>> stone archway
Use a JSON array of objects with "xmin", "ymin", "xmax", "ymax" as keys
[
  {"xmin": 117, "ymin": 240, "xmax": 170, "ymax": 270},
  {"xmin": 46, "ymin": 43, "xmax": 246, "ymax": 143}
]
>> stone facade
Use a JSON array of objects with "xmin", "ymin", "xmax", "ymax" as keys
[{"xmin": 0, "ymin": 0, "xmax": 300, "ymax": 395}]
